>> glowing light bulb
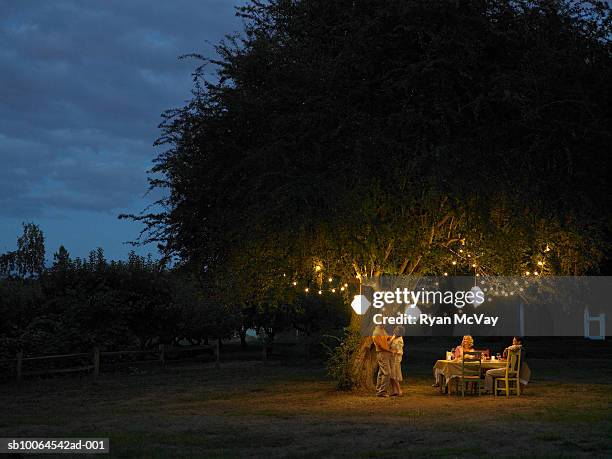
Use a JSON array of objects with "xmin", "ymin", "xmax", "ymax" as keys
[
  {"xmin": 304, "ymin": 288, "xmax": 309, "ymax": 293},
  {"xmin": 537, "ymin": 261, "xmax": 543, "ymax": 266},
  {"xmin": 318, "ymin": 290, "xmax": 322, "ymax": 295},
  {"xmin": 452, "ymin": 261, "xmax": 457, "ymax": 265},
  {"xmin": 292, "ymin": 281, "xmax": 297, "ymax": 286},
  {"xmin": 525, "ymin": 271, "xmax": 530, "ymax": 276},
  {"xmin": 443, "ymin": 272, "xmax": 448, "ymax": 276},
  {"xmin": 344, "ymin": 283, "xmax": 348, "ymax": 287},
  {"xmin": 340, "ymin": 287, "xmax": 345, "ymax": 291},
  {"xmin": 332, "ymin": 289, "xmax": 336, "ymax": 293},
  {"xmin": 328, "ymin": 277, "xmax": 333, "ymax": 282}
]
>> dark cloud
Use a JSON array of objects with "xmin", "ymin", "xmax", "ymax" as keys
[{"xmin": 0, "ymin": 0, "xmax": 243, "ymax": 259}]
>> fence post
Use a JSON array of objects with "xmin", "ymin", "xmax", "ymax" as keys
[
  {"xmin": 93, "ymin": 347, "xmax": 100, "ymax": 378},
  {"xmin": 159, "ymin": 344, "xmax": 165, "ymax": 367},
  {"xmin": 16, "ymin": 351, "xmax": 23, "ymax": 382},
  {"xmin": 214, "ymin": 341, "xmax": 220, "ymax": 369}
]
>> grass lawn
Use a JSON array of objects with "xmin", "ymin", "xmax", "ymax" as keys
[{"xmin": 1, "ymin": 340, "xmax": 610, "ymax": 458}]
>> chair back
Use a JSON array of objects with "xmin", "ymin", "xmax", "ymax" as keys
[
  {"xmin": 505, "ymin": 349, "xmax": 521, "ymax": 377},
  {"xmin": 461, "ymin": 351, "xmax": 482, "ymax": 377}
]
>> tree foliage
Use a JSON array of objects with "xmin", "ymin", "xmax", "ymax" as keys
[
  {"xmin": 0, "ymin": 228, "xmax": 346, "ymax": 361},
  {"xmin": 127, "ymin": 0, "xmax": 611, "ymax": 289},
  {"xmin": 0, "ymin": 223, "xmax": 46, "ymax": 278}
]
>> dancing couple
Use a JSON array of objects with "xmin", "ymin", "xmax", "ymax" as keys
[{"xmin": 372, "ymin": 324, "xmax": 404, "ymax": 397}]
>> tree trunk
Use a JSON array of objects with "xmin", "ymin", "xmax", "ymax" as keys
[
  {"xmin": 304, "ymin": 334, "xmax": 311, "ymax": 361},
  {"xmin": 265, "ymin": 329, "xmax": 275, "ymax": 354},
  {"xmin": 348, "ymin": 312, "xmax": 378, "ymax": 391},
  {"xmin": 348, "ymin": 276, "xmax": 381, "ymax": 391},
  {"xmin": 238, "ymin": 328, "xmax": 248, "ymax": 349}
]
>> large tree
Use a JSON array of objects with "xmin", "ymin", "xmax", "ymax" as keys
[{"xmin": 126, "ymin": 0, "xmax": 612, "ymax": 387}]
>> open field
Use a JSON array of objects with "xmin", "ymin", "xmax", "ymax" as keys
[{"xmin": 1, "ymin": 339, "xmax": 610, "ymax": 458}]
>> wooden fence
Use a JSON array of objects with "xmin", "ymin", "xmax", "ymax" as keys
[{"xmin": 0, "ymin": 343, "xmax": 226, "ymax": 382}]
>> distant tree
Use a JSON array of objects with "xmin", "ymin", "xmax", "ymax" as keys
[
  {"xmin": 0, "ymin": 223, "xmax": 45, "ymax": 278},
  {"xmin": 16, "ymin": 222, "xmax": 45, "ymax": 278},
  {"xmin": 52, "ymin": 246, "xmax": 71, "ymax": 271},
  {"xmin": 170, "ymin": 272, "xmax": 239, "ymax": 346},
  {"xmin": 0, "ymin": 251, "xmax": 16, "ymax": 278}
]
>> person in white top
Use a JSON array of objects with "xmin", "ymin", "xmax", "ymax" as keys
[{"xmin": 389, "ymin": 325, "xmax": 405, "ymax": 396}]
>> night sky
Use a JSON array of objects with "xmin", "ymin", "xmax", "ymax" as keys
[{"xmin": 0, "ymin": 0, "xmax": 242, "ymax": 262}]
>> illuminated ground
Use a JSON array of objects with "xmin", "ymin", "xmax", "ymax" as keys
[{"xmin": 1, "ymin": 340, "xmax": 610, "ymax": 458}]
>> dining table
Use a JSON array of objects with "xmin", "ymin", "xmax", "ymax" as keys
[{"xmin": 433, "ymin": 358, "xmax": 531, "ymax": 393}]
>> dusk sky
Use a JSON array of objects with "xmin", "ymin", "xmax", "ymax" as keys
[{"xmin": 0, "ymin": 0, "xmax": 243, "ymax": 262}]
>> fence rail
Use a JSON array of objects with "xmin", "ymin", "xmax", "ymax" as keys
[
  {"xmin": 22, "ymin": 352, "xmax": 91, "ymax": 361},
  {"xmin": 2, "ymin": 342, "xmax": 227, "ymax": 382}
]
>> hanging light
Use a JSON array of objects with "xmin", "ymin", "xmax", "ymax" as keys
[{"xmin": 471, "ymin": 285, "xmax": 485, "ymax": 307}]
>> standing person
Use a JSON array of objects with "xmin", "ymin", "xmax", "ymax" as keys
[
  {"xmin": 372, "ymin": 325, "xmax": 393, "ymax": 397},
  {"xmin": 484, "ymin": 336, "xmax": 523, "ymax": 394},
  {"xmin": 390, "ymin": 326, "xmax": 405, "ymax": 396}
]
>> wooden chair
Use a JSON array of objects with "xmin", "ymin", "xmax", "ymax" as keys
[
  {"xmin": 494, "ymin": 349, "xmax": 522, "ymax": 397},
  {"xmin": 450, "ymin": 351, "xmax": 483, "ymax": 396}
]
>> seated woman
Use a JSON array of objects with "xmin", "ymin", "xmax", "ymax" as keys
[
  {"xmin": 432, "ymin": 335, "xmax": 477, "ymax": 388},
  {"xmin": 452, "ymin": 335, "xmax": 475, "ymax": 360}
]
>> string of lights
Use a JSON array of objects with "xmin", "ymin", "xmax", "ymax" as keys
[{"xmin": 276, "ymin": 241, "xmax": 553, "ymax": 296}]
